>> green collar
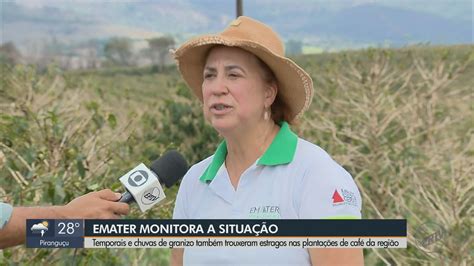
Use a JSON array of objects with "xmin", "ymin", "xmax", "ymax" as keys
[{"xmin": 199, "ymin": 121, "xmax": 298, "ymax": 183}]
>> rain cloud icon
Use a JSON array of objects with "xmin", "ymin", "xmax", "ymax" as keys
[{"xmin": 31, "ymin": 221, "xmax": 49, "ymax": 237}]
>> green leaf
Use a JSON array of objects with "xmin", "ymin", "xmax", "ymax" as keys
[
  {"xmin": 92, "ymin": 113, "xmax": 105, "ymax": 128},
  {"xmin": 87, "ymin": 183, "xmax": 100, "ymax": 191},
  {"xmin": 85, "ymin": 101, "xmax": 99, "ymax": 112},
  {"xmin": 55, "ymin": 178, "xmax": 65, "ymax": 202},
  {"xmin": 107, "ymin": 114, "xmax": 117, "ymax": 129},
  {"xmin": 76, "ymin": 156, "xmax": 86, "ymax": 178},
  {"xmin": 110, "ymin": 182, "xmax": 123, "ymax": 191}
]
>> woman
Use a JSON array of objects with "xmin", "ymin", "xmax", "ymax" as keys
[{"xmin": 171, "ymin": 16, "xmax": 363, "ymax": 265}]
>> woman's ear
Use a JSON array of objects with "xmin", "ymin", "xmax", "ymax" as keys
[{"xmin": 264, "ymin": 81, "xmax": 277, "ymax": 107}]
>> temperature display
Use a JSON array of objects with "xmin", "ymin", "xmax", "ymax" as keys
[
  {"xmin": 58, "ymin": 221, "xmax": 81, "ymax": 235},
  {"xmin": 26, "ymin": 219, "xmax": 84, "ymax": 248}
]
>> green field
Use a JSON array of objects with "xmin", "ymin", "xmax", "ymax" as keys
[
  {"xmin": 302, "ymin": 45, "xmax": 324, "ymax": 54},
  {"xmin": 1, "ymin": 45, "xmax": 473, "ymax": 265}
]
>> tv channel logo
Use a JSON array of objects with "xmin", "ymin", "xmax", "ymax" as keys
[
  {"xmin": 128, "ymin": 170, "xmax": 149, "ymax": 187},
  {"xmin": 141, "ymin": 187, "xmax": 161, "ymax": 205}
]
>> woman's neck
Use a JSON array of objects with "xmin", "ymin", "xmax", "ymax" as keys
[{"xmin": 223, "ymin": 120, "xmax": 279, "ymax": 187}]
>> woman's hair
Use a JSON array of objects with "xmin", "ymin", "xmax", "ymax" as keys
[{"xmin": 203, "ymin": 45, "xmax": 290, "ymax": 124}]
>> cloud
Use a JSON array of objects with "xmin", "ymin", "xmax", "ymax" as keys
[
  {"xmin": 14, "ymin": 0, "xmax": 97, "ymax": 9},
  {"xmin": 31, "ymin": 223, "xmax": 48, "ymax": 231}
]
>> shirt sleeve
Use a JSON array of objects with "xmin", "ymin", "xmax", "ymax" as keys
[
  {"xmin": 173, "ymin": 180, "xmax": 188, "ymax": 219},
  {"xmin": 0, "ymin": 202, "xmax": 13, "ymax": 229},
  {"xmin": 173, "ymin": 165, "xmax": 196, "ymax": 220},
  {"xmin": 172, "ymin": 156, "xmax": 214, "ymax": 220},
  {"xmin": 296, "ymin": 159, "xmax": 362, "ymax": 219}
]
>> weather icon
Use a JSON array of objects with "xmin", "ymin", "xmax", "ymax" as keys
[{"xmin": 31, "ymin": 221, "xmax": 49, "ymax": 237}]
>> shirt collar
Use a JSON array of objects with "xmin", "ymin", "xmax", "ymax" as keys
[{"xmin": 199, "ymin": 121, "xmax": 298, "ymax": 183}]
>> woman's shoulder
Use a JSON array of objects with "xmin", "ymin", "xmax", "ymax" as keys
[
  {"xmin": 189, "ymin": 154, "xmax": 215, "ymax": 172},
  {"xmin": 294, "ymin": 137, "xmax": 354, "ymax": 184},
  {"xmin": 292, "ymin": 138, "xmax": 362, "ymax": 219},
  {"xmin": 294, "ymin": 138, "xmax": 334, "ymax": 164}
]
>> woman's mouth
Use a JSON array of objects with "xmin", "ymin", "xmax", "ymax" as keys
[{"xmin": 210, "ymin": 103, "xmax": 233, "ymax": 114}]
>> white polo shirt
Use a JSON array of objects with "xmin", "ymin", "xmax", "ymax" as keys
[{"xmin": 173, "ymin": 122, "xmax": 362, "ymax": 265}]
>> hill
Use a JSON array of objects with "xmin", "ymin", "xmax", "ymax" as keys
[{"xmin": 1, "ymin": 1, "xmax": 472, "ymax": 51}]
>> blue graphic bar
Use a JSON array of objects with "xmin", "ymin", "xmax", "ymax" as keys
[{"xmin": 26, "ymin": 219, "xmax": 84, "ymax": 248}]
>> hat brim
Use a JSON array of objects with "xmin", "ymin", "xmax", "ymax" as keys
[{"xmin": 173, "ymin": 35, "xmax": 313, "ymax": 122}]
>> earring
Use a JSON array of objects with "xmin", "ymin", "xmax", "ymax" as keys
[{"xmin": 264, "ymin": 110, "xmax": 269, "ymax": 121}]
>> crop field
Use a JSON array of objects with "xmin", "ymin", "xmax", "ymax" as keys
[{"xmin": 0, "ymin": 45, "xmax": 472, "ymax": 265}]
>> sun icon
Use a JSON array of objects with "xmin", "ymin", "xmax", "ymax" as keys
[{"xmin": 42, "ymin": 221, "xmax": 49, "ymax": 227}]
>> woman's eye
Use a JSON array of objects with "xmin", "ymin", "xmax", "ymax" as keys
[
  {"xmin": 228, "ymin": 73, "xmax": 240, "ymax": 78},
  {"xmin": 204, "ymin": 73, "xmax": 215, "ymax": 79}
]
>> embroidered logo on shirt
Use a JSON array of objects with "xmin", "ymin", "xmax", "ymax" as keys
[
  {"xmin": 248, "ymin": 205, "xmax": 280, "ymax": 219},
  {"xmin": 332, "ymin": 190, "xmax": 344, "ymax": 203},
  {"xmin": 332, "ymin": 189, "xmax": 357, "ymax": 207}
]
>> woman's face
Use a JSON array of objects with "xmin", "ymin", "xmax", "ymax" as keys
[{"xmin": 202, "ymin": 46, "xmax": 276, "ymax": 134}]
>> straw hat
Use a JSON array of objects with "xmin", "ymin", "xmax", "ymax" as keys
[{"xmin": 172, "ymin": 16, "xmax": 313, "ymax": 123}]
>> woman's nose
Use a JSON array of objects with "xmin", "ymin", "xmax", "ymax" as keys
[{"xmin": 209, "ymin": 77, "xmax": 229, "ymax": 96}]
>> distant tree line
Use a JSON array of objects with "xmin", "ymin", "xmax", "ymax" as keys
[
  {"xmin": 0, "ymin": 35, "xmax": 176, "ymax": 71},
  {"xmin": 286, "ymin": 39, "xmax": 303, "ymax": 56},
  {"xmin": 1, "ymin": 36, "xmax": 307, "ymax": 70},
  {"xmin": 104, "ymin": 36, "xmax": 175, "ymax": 71},
  {"xmin": 0, "ymin": 42, "xmax": 22, "ymax": 65}
]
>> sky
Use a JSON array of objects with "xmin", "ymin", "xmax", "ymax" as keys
[{"xmin": 10, "ymin": 0, "xmax": 472, "ymax": 18}]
